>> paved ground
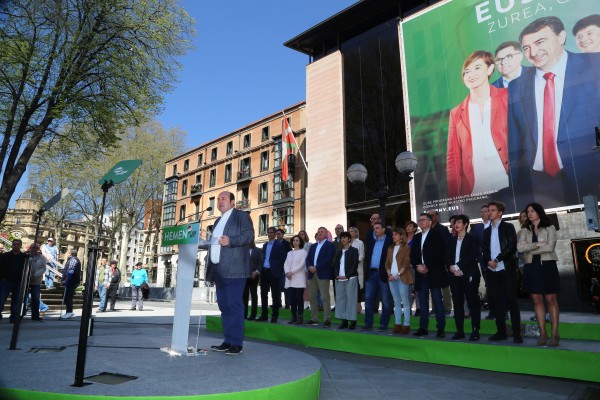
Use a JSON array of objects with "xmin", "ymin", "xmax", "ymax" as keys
[{"xmin": 1, "ymin": 300, "xmax": 599, "ymax": 399}]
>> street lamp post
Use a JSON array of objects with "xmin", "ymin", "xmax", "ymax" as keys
[{"xmin": 346, "ymin": 151, "xmax": 418, "ymax": 226}]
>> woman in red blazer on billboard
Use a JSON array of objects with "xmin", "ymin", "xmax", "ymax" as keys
[{"xmin": 447, "ymin": 50, "xmax": 509, "ymax": 198}]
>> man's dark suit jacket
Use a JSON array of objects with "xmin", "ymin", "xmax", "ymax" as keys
[
  {"xmin": 482, "ymin": 220, "xmax": 518, "ymax": 272},
  {"xmin": 491, "ymin": 65, "xmax": 532, "ymax": 88},
  {"xmin": 261, "ymin": 240, "xmax": 288, "ymax": 279},
  {"xmin": 364, "ymin": 235, "xmax": 394, "ymax": 282},
  {"xmin": 249, "ymin": 247, "xmax": 263, "ymax": 274},
  {"xmin": 410, "ymin": 229, "xmax": 449, "ymax": 290},
  {"xmin": 306, "ymin": 240, "xmax": 335, "ymax": 280},
  {"xmin": 445, "ymin": 233, "xmax": 480, "ymax": 278},
  {"xmin": 470, "ymin": 222, "xmax": 487, "ymax": 264},
  {"xmin": 507, "ymin": 51, "xmax": 600, "ymax": 212},
  {"xmin": 206, "ymin": 208, "xmax": 255, "ymax": 280}
]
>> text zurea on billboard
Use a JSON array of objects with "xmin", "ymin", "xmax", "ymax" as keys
[{"xmin": 476, "ymin": 0, "xmax": 573, "ymax": 33}]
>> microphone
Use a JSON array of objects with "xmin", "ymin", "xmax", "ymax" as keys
[{"xmin": 178, "ymin": 206, "xmax": 213, "ymax": 224}]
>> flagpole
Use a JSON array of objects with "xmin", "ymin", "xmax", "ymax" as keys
[{"xmin": 281, "ymin": 110, "xmax": 309, "ymax": 171}]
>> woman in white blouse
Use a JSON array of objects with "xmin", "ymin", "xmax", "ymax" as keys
[
  {"xmin": 284, "ymin": 235, "xmax": 308, "ymax": 325},
  {"xmin": 385, "ymin": 227, "xmax": 413, "ymax": 335}
]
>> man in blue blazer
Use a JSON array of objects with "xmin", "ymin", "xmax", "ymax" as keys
[
  {"xmin": 491, "ymin": 41, "xmax": 532, "ymax": 89},
  {"xmin": 304, "ymin": 227, "xmax": 335, "ymax": 327},
  {"xmin": 257, "ymin": 227, "xmax": 288, "ymax": 322},
  {"xmin": 508, "ymin": 16, "xmax": 600, "ymax": 213},
  {"xmin": 206, "ymin": 192, "xmax": 254, "ymax": 355},
  {"xmin": 362, "ymin": 222, "xmax": 394, "ymax": 331}
]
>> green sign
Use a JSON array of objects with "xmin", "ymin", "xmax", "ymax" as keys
[
  {"xmin": 98, "ymin": 160, "xmax": 142, "ymax": 185},
  {"xmin": 162, "ymin": 223, "xmax": 200, "ymax": 246}
]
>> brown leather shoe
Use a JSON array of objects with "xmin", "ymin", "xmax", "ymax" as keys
[
  {"xmin": 393, "ymin": 324, "xmax": 402, "ymax": 334},
  {"xmin": 400, "ymin": 325, "xmax": 410, "ymax": 335}
]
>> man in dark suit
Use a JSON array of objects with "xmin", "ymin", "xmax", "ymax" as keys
[
  {"xmin": 362, "ymin": 222, "xmax": 394, "ymax": 331},
  {"xmin": 257, "ymin": 227, "xmax": 287, "ymax": 323},
  {"xmin": 470, "ymin": 205, "xmax": 494, "ymax": 319},
  {"xmin": 276, "ymin": 228, "xmax": 292, "ymax": 309},
  {"xmin": 492, "ymin": 41, "xmax": 532, "ymax": 88},
  {"xmin": 428, "ymin": 209, "xmax": 453, "ymax": 315},
  {"xmin": 304, "ymin": 227, "xmax": 336, "ymax": 327},
  {"xmin": 207, "ymin": 191, "xmax": 254, "ymax": 355},
  {"xmin": 411, "ymin": 213, "xmax": 449, "ymax": 338},
  {"xmin": 508, "ymin": 16, "xmax": 600, "ymax": 213},
  {"xmin": 482, "ymin": 201, "xmax": 522, "ymax": 344},
  {"xmin": 243, "ymin": 241, "xmax": 262, "ymax": 320}
]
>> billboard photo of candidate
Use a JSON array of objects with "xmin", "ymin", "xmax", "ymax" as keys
[{"xmin": 401, "ymin": 0, "xmax": 600, "ymax": 219}]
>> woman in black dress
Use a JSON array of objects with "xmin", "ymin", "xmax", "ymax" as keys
[{"xmin": 517, "ymin": 203, "xmax": 560, "ymax": 346}]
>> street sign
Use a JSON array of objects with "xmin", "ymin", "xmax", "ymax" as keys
[
  {"xmin": 162, "ymin": 223, "xmax": 200, "ymax": 246},
  {"xmin": 98, "ymin": 160, "xmax": 142, "ymax": 185}
]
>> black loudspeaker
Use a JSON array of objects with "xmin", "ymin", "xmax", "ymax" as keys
[
  {"xmin": 547, "ymin": 213, "xmax": 560, "ymax": 231},
  {"xmin": 583, "ymin": 195, "xmax": 600, "ymax": 231}
]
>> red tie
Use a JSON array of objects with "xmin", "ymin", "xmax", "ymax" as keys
[{"xmin": 543, "ymin": 72, "xmax": 560, "ymax": 176}]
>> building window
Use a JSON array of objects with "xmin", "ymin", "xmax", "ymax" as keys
[
  {"xmin": 273, "ymin": 138, "xmax": 282, "ymax": 169},
  {"xmin": 260, "ymin": 151, "xmax": 269, "ymax": 172},
  {"xmin": 163, "ymin": 204, "xmax": 175, "ymax": 226},
  {"xmin": 261, "ymin": 126, "xmax": 270, "ymax": 142},
  {"xmin": 273, "ymin": 206, "xmax": 294, "ymax": 234},
  {"xmin": 243, "ymin": 133, "xmax": 251, "ymax": 148},
  {"xmin": 183, "ymin": 159, "xmax": 189, "ymax": 172},
  {"xmin": 224, "ymin": 164, "xmax": 232, "ymax": 183},
  {"xmin": 274, "ymin": 172, "xmax": 294, "ymax": 201},
  {"xmin": 181, "ymin": 179, "xmax": 188, "ymax": 196},
  {"xmin": 258, "ymin": 182, "xmax": 268, "ymax": 203},
  {"xmin": 209, "ymin": 197, "xmax": 215, "ymax": 215},
  {"xmin": 239, "ymin": 157, "xmax": 251, "ymax": 178},
  {"xmin": 197, "ymin": 153, "xmax": 203, "ymax": 166},
  {"xmin": 209, "ymin": 169, "xmax": 216, "ymax": 187},
  {"xmin": 195, "ymin": 174, "xmax": 201, "ymax": 184},
  {"xmin": 211, "ymin": 148, "xmax": 217, "ymax": 161},
  {"xmin": 165, "ymin": 179, "xmax": 178, "ymax": 202},
  {"xmin": 259, "ymin": 214, "xmax": 269, "ymax": 236},
  {"xmin": 172, "ymin": 164, "xmax": 177, "ymax": 176},
  {"xmin": 226, "ymin": 141, "xmax": 233, "ymax": 156},
  {"xmin": 179, "ymin": 205, "xmax": 186, "ymax": 222},
  {"xmin": 241, "ymin": 187, "xmax": 249, "ymax": 200}
]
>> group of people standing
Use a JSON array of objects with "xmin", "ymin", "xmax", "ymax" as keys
[
  {"xmin": 240, "ymin": 200, "xmax": 561, "ymax": 348},
  {"xmin": 0, "ymin": 238, "xmax": 82, "ymax": 322},
  {"xmin": 94, "ymin": 257, "xmax": 148, "ymax": 312}
]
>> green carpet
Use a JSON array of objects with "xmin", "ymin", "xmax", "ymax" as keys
[
  {"xmin": 207, "ymin": 316, "xmax": 600, "ymax": 383},
  {"xmin": 273, "ymin": 308, "xmax": 600, "ymax": 341}
]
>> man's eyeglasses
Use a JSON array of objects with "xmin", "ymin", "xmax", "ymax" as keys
[
  {"xmin": 495, "ymin": 52, "xmax": 520, "ymax": 65},
  {"xmin": 417, "ymin": 218, "xmax": 430, "ymax": 222}
]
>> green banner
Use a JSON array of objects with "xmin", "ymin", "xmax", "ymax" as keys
[
  {"xmin": 402, "ymin": 0, "xmax": 600, "ymax": 219},
  {"xmin": 98, "ymin": 159, "xmax": 142, "ymax": 185},
  {"xmin": 161, "ymin": 223, "xmax": 200, "ymax": 246}
]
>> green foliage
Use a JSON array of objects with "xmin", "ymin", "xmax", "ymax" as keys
[{"xmin": 0, "ymin": 0, "xmax": 196, "ymax": 223}]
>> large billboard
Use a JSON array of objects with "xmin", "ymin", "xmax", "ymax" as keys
[{"xmin": 401, "ymin": 0, "xmax": 600, "ymax": 219}]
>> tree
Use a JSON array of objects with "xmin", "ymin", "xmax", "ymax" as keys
[
  {"xmin": 0, "ymin": 0, "xmax": 195, "ymax": 223},
  {"xmin": 28, "ymin": 119, "xmax": 187, "ymax": 280}
]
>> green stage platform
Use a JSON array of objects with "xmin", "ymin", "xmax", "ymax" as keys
[{"xmin": 207, "ymin": 312, "xmax": 600, "ymax": 383}]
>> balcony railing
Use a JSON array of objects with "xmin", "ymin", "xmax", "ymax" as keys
[
  {"xmin": 236, "ymin": 199, "xmax": 250, "ymax": 210},
  {"xmin": 190, "ymin": 183, "xmax": 203, "ymax": 197},
  {"xmin": 237, "ymin": 168, "xmax": 252, "ymax": 183}
]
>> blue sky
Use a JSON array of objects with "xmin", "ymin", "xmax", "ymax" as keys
[
  {"xmin": 12, "ymin": 0, "xmax": 356, "ymax": 207},
  {"xmin": 158, "ymin": 0, "xmax": 357, "ymax": 148}
]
